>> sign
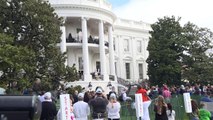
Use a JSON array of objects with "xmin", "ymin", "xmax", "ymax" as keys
[
  {"xmin": 183, "ymin": 93, "xmax": 192, "ymax": 113},
  {"xmin": 135, "ymin": 94, "xmax": 143, "ymax": 119},
  {"xmin": 59, "ymin": 94, "xmax": 71, "ymax": 120}
]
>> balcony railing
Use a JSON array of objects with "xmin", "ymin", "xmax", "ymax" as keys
[{"xmin": 66, "ymin": 34, "xmax": 109, "ymax": 47}]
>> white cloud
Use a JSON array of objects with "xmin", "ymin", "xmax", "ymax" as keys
[{"xmin": 113, "ymin": 0, "xmax": 213, "ymax": 31}]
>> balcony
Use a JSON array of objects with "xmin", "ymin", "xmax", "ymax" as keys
[
  {"xmin": 66, "ymin": 34, "xmax": 108, "ymax": 46},
  {"xmin": 65, "ymin": 33, "xmax": 109, "ymax": 53}
]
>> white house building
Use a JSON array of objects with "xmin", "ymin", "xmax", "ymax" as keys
[{"xmin": 47, "ymin": 0, "xmax": 151, "ymax": 93}]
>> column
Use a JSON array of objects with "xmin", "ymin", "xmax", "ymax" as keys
[
  {"xmin": 99, "ymin": 20, "xmax": 108, "ymax": 81},
  {"xmin": 117, "ymin": 35, "xmax": 122, "ymax": 78},
  {"xmin": 82, "ymin": 17, "xmax": 91, "ymax": 81},
  {"xmin": 60, "ymin": 25, "xmax": 67, "ymax": 66},
  {"xmin": 108, "ymin": 25, "xmax": 116, "ymax": 81},
  {"xmin": 131, "ymin": 37, "xmax": 137, "ymax": 81}
]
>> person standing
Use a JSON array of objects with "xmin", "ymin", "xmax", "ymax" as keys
[
  {"xmin": 89, "ymin": 88, "xmax": 108, "ymax": 120},
  {"xmin": 106, "ymin": 93, "xmax": 121, "ymax": 120},
  {"xmin": 73, "ymin": 90, "xmax": 79, "ymax": 104},
  {"xmin": 154, "ymin": 95, "xmax": 168, "ymax": 120},
  {"xmin": 199, "ymin": 103, "xmax": 211, "ymax": 120},
  {"xmin": 162, "ymin": 85, "xmax": 171, "ymax": 103},
  {"xmin": 32, "ymin": 78, "xmax": 42, "ymax": 95},
  {"xmin": 166, "ymin": 103, "xmax": 175, "ymax": 120},
  {"xmin": 121, "ymin": 88, "xmax": 132, "ymax": 102},
  {"xmin": 107, "ymin": 86, "xmax": 117, "ymax": 100},
  {"xmin": 73, "ymin": 93, "xmax": 90, "ymax": 120},
  {"xmin": 70, "ymin": 97, "xmax": 76, "ymax": 120},
  {"xmin": 190, "ymin": 99, "xmax": 200, "ymax": 120},
  {"xmin": 136, "ymin": 85, "xmax": 151, "ymax": 120},
  {"xmin": 40, "ymin": 92, "xmax": 57, "ymax": 120}
]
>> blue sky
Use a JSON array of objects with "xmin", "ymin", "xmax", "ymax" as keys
[
  {"xmin": 108, "ymin": 0, "xmax": 213, "ymax": 31},
  {"xmin": 108, "ymin": 0, "xmax": 130, "ymax": 8}
]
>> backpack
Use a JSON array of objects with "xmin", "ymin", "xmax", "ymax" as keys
[{"xmin": 118, "ymin": 93, "xmax": 123, "ymax": 102}]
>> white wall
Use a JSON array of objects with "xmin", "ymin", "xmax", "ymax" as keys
[{"xmin": 113, "ymin": 27, "xmax": 150, "ymax": 82}]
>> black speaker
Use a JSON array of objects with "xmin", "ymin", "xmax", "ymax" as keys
[{"xmin": 0, "ymin": 95, "xmax": 41, "ymax": 120}]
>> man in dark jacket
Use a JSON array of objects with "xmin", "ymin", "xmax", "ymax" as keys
[
  {"xmin": 40, "ymin": 92, "xmax": 57, "ymax": 120},
  {"xmin": 89, "ymin": 88, "xmax": 108, "ymax": 120}
]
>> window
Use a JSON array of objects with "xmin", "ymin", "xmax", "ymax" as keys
[
  {"xmin": 137, "ymin": 40, "xmax": 142, "ymax": 53},
  {"xmin": 138, "ymin": 63, "xmax": 143, "ymax": 79},
  {"xmin": 125, "ymin": 63, "xmax": 130, "ymax": 79},
  {"xmin": 78, "ymin": 57, "xmax": 83, "ymax": 71},
  {"xmin": 96, "ymin": 61, "xmax": 100, "ymax": 73},
  {"xmin": 113, "ymin": 38, "xmax": 116, "ymax": 51},
  {"xmin": 115, "ymin": 62, "xmax": 117, "ymax": 74},
  {"xmin": 124, "ymin": 39, "xmax": 129, "ymax": 52}
]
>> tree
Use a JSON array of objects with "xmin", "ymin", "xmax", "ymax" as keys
[
  {"xmin": 182, "ymin": 22, "xmax": 213, "ymax": 84},
  {"xmin": 0, "ymin": 33, "xmax": 34, "ymax": 90},
  {"xmin": 0, "ymin": 0, "xmax": 72, "ymax": 92},
  {"xmin": 147, "ymin": 16, "xmax": 186, "ymax": 86}
]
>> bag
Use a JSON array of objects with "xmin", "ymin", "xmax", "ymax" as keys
[{"xmin": 118, "ymin": 93, "xmax": 123, "ymax": 102}]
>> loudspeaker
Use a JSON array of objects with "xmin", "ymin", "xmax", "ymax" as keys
[{"xmin": 0, "ymin": 95, "xmax": 41, "ymax": 120}]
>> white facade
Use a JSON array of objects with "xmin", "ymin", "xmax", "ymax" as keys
[{"xmin": 48, "ymin": 0, "xmax": 151, "ymax": 92}]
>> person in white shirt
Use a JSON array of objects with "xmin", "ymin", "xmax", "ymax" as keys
[
  {"xmin": 107, "ymin": 93, "xmax": 121, "ymax": 120},
  {"xmin": 122, "ymin": 88, "xmax": 132, "ymax": 102},
  {"xmin": 73, "ymin": 93, "xmax": 90, "ymax": 120},
  {"xmin": 166, "ymin": 103, "xmax": 175, "ymax": 120}
]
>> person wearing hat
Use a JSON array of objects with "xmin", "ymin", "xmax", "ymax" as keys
[
  {"xmin": 40, "ymin": 92, "xmax": 57, "ymax": 120},
  {"xmin": 73, "ymin": 93, "xmax": 90, "ymax": 120},
  {"xmin": 107, "ymin": 93, "xmax": 121, "ymax": 120},
  {"xmin": 89, "ymin": 88, "xmax": 108, "ymax": 120}
]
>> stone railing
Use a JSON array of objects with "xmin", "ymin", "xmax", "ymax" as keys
[
  {"xmin": 115, "ymin": 18, "xmax": 152, "ymax": 31},
  {"xmin": 117, "ymin": 77, "xmax": 131, "ymax": 87},
  {"xmin": 48, "ymin": 0, "xmax": 112, "ymax": 11}
]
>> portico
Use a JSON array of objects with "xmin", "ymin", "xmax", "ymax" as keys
[{"xmin": 59, "ymin": 17, "xmax": 116, "ymax": 82}]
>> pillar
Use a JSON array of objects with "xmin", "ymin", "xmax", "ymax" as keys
[
  {"xmin": 82, "ymin": 17, "xmax": 91, "ymax": 81},
  {"xmin": 108, "ymin": 25, "xmax": 116, "ymax": 81},
  {"xmin": 99, "ymin": 20, "xmax": 108, "ymax": 81},
  {"xmin": 60, "ymin": 25, "xmax": 67, "ymax": 66}
]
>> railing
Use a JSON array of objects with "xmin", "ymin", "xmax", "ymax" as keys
[
  {"xmin": 117, "ymin": 77, "xmax": 130, "ymax": 87},
  {"xmin": 115, "ymin": 18, "xmax": 152, "ymax": 31},
  {"xmin": 66, "ymin": 36, "xmax": 109, "ymax": 47},
  {"xmin": 120, "ymin": 94, "xmax": 204, "ymax": 120},
  {"xmin": 48, "ymin": 0, "xmax": 112, "ymax": 11}
]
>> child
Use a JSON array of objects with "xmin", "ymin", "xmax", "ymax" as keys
[
  {"xmin": 199, "ymin": 103, "xmax": 211, "ymax": 120},
  {"xmin": 166, "ymin": 103, "xmax": 175, "ymax": 120}
]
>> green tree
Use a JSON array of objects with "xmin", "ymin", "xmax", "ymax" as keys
[
  {"xmin": 0, "ymin": 0, "xmax": 71, "ymax": 92},
  {"xmin": 182, "ymin": 23, "xmax": 213, "ymax": 84},
  {"xmin": 0, "ymin": 33, "xmax": 34, "ymax": 90},
  {"xmin": 147, "ymin": 16, "xmax": 186, "ymax": 86}
]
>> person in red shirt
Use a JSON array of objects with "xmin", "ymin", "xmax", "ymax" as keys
[
  {"xmin": 136, "ymin": 85, "xmax": 150, "ymax": 102},
  {"xmin": 136, "ymin": 85, "xmax": 151, "ymax": 120}
]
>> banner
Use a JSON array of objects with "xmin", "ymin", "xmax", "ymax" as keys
[
  {"xmin": 59, "ymin": 94, "xmax": 71, "ymax": 120},
  {"xmin": 183, "ymin": 93, "xmax": 192, "ymax": 113},
  {"xmin": 135, "ymin": 94, "xmax": 143, "ymax": 119}
]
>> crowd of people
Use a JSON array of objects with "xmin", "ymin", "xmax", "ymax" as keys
[
  {"xmin": 37, "ymin": 82, "xmax": 213, "ymax": 120},
  {"xmin": 39, "ymin": 86, "xmax": 121, "ymax": 120},
  {"xmin": 147, "ymin": 83, "xmax": 213, "ymax": 120}
]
